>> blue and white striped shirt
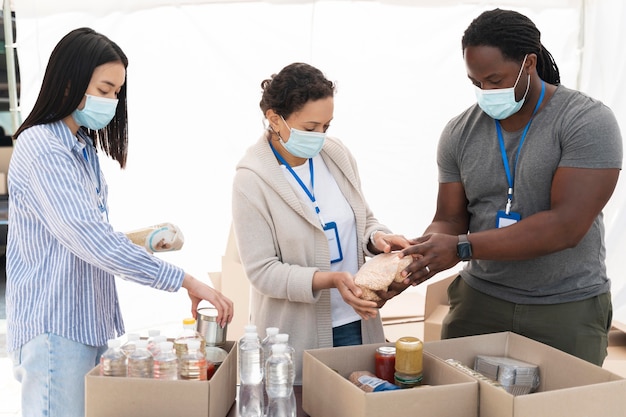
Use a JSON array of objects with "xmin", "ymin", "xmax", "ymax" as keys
[{"xmin": 5, "ymin": 120, "xmax": 184, "ymax": 352}]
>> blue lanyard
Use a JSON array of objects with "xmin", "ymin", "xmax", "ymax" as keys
[
  {"xmin": 269, "ymin": 141, "xmax": 325, "ymax": 226},
  {"xmin": 496, "ymin": 81, "xmax": 545, "ymax": 214}
]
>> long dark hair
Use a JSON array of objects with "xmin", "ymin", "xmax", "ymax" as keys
[
  {"xmin": 462, "ymin": 9, "xmax": 560, "ymax": 85},
  {"xmin": 15, "ymin": 27, "xmax": 129, "ymax": 168}
]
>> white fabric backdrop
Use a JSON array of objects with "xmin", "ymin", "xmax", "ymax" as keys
[{"xmin": 11, "ymin": 0, "xmax": 626, "ymax": 332}]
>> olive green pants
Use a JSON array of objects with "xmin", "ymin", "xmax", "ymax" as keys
[{"xmin": 441, "ymin": 276, "xmax": 612, "ymax": 366}]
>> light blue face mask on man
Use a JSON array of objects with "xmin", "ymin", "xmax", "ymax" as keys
[
  {"xmin": 474, "ymin": 55, "xmax": 530, "ymax": 120},
  {"xmin": 72, "ymin": 94, "xmax": 119, "ymax": 130},
  {"xmin": 279, "ymin": 116, "xmax": 326, "ymax": 158}
]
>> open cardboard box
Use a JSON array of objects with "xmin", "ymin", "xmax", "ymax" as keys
[
  {"xmin": 85, "ymin": 341, "xmax": 237, "ymax": 417},
  {"xmin": 302, "ymin": 342, "xmax": 478, "ymax": 417},
  {"xmin": 425, "ymin": 332, "xmax": 626, "ymax": 417},
  {"xmin": 423, "ymin": 274, "xmax": 455, "ymax": 342}
]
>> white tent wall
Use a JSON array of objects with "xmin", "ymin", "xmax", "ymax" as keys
[{"xmin": 10, "ymin": 0, "xmax": 626, "ymax": 332}]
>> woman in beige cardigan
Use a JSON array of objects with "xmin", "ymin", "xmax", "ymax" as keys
[{"xmin": 232, "ymin": 63, "xmax": 410, "ymax": 384}]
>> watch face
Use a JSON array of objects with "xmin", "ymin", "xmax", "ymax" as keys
[{"xmin": 457, "ymin": 243, "xmax": 472, "ymax": 261}]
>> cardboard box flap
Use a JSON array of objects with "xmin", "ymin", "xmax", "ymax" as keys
[{"xmin": 424, "ymin": 274, "xmax": 455, "ymax": 318}]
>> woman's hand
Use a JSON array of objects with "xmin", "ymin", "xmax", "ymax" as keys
[
  {"xmin": 182, "ymin": 273, "xmax": 234, "ymax": 328},
  {"xmin": 370, "ymin": 232, "xmax": 413, "ymax": 254}
]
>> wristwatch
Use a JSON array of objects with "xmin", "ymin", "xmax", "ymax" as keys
[{"xmin": 457, "ymin": 234, "xmax": 472, "ymax": 261}]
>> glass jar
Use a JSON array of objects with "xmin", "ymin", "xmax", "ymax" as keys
[
  {"xmin": 394, "ymin": 336, "xmax": 423, "ymax": 388},
  {"xmin": 374, "ymin": 346, "xmax": 396, "ymax": 384}
]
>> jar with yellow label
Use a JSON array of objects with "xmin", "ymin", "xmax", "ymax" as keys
[{"xmin": 394, "ymin": 336, "xmax": 423, "ymax": 388}]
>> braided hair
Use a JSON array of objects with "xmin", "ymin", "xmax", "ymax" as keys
[{"xmin": 462, "ymin": 9, "xmax": 560, "ymax": 85}]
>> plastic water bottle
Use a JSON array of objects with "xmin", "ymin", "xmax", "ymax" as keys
[
  {"xmin": 174, "ymin": 318, "xmax": 206, "ymax": 359},
  {"xmin": 147, "ymin": 335, "xmax": 167, "ymax": 357},
  {"xmin": 178, "ymin": 339, "xmax": 208, "ymax": 380},
  {"xmin": 265, "ymin": 343, "xmax": 295, "ymax": 417},
  {"xmin": 120, "ymin": 333, "xmax": 140, "ymax": 357},
  {"xmin": 127, "ymin": 340, "xmax": 154, "ymax": 378},
  {"xmin": 100, "ymin": 339, "xmax": 127, "ymax": 377},
  {"xmin": 238, "ymin": 331, "xmax": 264, "ymax": 417},
  {"xmin": 275, "ymin": 334, "xmax": 295, "ymax": 364},
  {"xmin": 262, "ymin": 327, "xmax": 279, "ymax": 363},
  {"xmin": 153, "ymin": 341, "xmax": 178, "ymax": 380},
  {"xmin": 239, "ymin": 324, "xmax": 257, "ymax": 346}
]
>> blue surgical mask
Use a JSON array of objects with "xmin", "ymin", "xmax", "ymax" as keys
[
  {"xmin": 72, "ymin": 94, "xmax": 119, "ymax": 130},
  {"xmin": 475, "ymin": 55, "xmax": 530, "ymax": 120},
  {"xmin": 279, "ymin": 116, "xmax": 326, "ymax": 158}
]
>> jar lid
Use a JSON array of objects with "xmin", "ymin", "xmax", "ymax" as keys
[
  {"xmin": 376, "ymin": 346, "xmax": 396, "ymax": 355},
  {"xmin": 394, "ymin": 372, "xmax": 423, "ymax": 384},
  {"xmin": 396, "ymin": 336, "xmax": 423, "ymax": 351}
]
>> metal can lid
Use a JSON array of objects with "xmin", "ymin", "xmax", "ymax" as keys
[
  {"xmin": 376, "ymin": 346, "xmax": 396, "ymax": 356},
  {"xmin": 197, "ymin": 307, "xmax": 218, "ymax": 321}
]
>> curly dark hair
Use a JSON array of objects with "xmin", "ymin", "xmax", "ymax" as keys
[
  {"xmin": 462, "ymin": 9, "xmax": 560, "ymax": 85},
  {"xmin": 259, "ymin": 62, "xmax": 335, "ymax": 119}
]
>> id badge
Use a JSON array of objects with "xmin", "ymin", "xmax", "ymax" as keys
[
  {"xmin": 323, "ymin": 221, "xmax": 343, "ymax": 263},
  {"xmin": 496, "ymin": 210, "xmax": 521, "ymax": 228}
]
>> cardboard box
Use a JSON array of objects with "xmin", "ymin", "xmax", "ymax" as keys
[
  {"xmin": 380, "ymin": 290, "xmax": 424, "ymax": 342},
  {"xmin": 215, "ymin": 224, "xmax": 251, "ymax": 343},
  {"xmin": 85, "ymin": 341, "xmax": 237, "ymax": 417},
  {"xmin": 302, "ymin": 342, "xmax": 478, "ymax": 417},
  {"xmin": 603, "ymin": 326, "xmax": 626, "ymax": 377},
  {"xmin": 425, "ymin": 332, "xmax": 626, "ymax": 417},
  {"xmin": 423, "ymin": 274, "xmax": 455, "ymax": 342}
]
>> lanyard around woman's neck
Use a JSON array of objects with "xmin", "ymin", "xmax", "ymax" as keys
[
  {"xmin": 495, "ymin": 80, "xmax": 546, "ymax": 214},
  {"xmin": 269, "ymin": 140, "xmax": 325, "ymax": 226}
]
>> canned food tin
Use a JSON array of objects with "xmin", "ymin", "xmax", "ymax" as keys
[{"xmin": 196, "ymin": 307, "xmax": 227, "ymax": 347}]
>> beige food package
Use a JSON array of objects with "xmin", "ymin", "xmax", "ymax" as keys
[
  {"xmin": 125, "ymin": 222, "xmax": 185, "ymax": 253},
  {"xmin": 354, "ymin": 252, "xmax": 412, "ymax": 301}
]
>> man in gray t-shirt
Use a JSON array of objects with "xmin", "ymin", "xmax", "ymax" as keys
[{"xmin": 393, "ymin": 9, "xmax": 622, "ymax": 366}]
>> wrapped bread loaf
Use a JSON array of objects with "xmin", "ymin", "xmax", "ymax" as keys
[
  {"xmin": 354, "ymin": 253, "xmax": 412, "ymax": 301},
  {"xmin": 125, "ymin": 222, "xmax": 185, "ymax": 253}
]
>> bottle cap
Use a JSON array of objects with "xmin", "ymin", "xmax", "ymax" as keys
[
  {"xmin": 183, "ymin": 318, "xmax": 196, "ymax": 326},
  {"xmin": 271, "ymin": 344, "xmax": 287, "ymax": 354},
  {"xmin": 245, "ymin": 332, "xmax": 259, "ymax": 340},
  {"xmin": 276, "ymin": 333, "xmax": 289, "ymax": 343},
  {"xmin": 266, "ymin": 327, "xmax": 279, "ymax": 336}
]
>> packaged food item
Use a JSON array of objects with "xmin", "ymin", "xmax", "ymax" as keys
[
  {"xmin": 125, "ymin": 222, "xmax": 184, "ymax": 253},
  {"xmin": 474, "ymin": 355, "xmax": 540, "ymax": 395},
  {"xmin": 348, "ymin": 371, "xmax": 401, "ymax": 392},
  {"xmin": 354, "ymin": 253, "xmax": 412, "ymax": 301}
]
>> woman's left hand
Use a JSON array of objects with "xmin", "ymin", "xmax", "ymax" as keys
[{"xmin": 333, "ymin": 272, "xmax": 379, "ymax": 320}]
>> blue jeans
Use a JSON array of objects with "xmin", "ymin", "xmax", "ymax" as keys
[
  {"xmin": 10, "ymin": 333, "xmax": 107, "ymax": 417},
  {"xmin": 332, "ymin": 320, "xmax": 362, "ymax": 347}
]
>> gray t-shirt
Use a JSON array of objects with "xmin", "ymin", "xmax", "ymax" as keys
[{"xmin": 438, "ymin": 85, "xmax": 623, "ymax": 304}]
